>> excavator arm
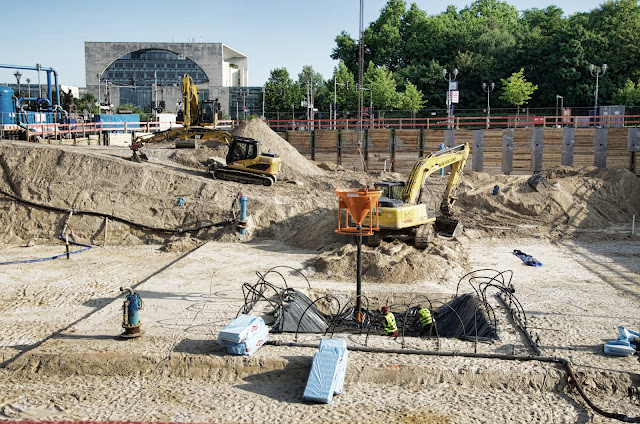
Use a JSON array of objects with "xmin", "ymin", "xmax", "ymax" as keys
[{"xmin": 401, "ymin": 143, "xmax": 470, "ymax": 214}]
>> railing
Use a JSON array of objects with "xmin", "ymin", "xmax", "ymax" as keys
[{"xmin": 264, "ymin": 114, "xmax": 640, "ymax": 131}]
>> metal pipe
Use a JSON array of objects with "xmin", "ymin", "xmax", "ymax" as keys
[
  {"xmin": 356, "ymin": 233, "xmax": 362, "ymax": 321},
  {"xmin": 265, "ymin": 340, "xmax": 640, "ymax": 422}
]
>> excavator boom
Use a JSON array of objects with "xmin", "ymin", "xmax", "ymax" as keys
[{"xmin": 366, "ymin": 143, "xmax": 469, "ymax": 248}]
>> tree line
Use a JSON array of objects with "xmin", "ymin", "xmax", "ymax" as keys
[{"xmin": 264, "ymin": 0, "xmax": 640, "ymax": 117}]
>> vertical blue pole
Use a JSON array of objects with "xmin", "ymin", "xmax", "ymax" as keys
[
  {"xmin": 239, "ymin": 195, "xmax": 248, "ymax": 235},
  {"xmin": 439, "ymin": 143, "xmax": 445, "ymax": 176}
]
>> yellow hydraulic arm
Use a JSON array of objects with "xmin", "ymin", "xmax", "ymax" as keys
[{"xmin": 402, "ymin": 143, "xmax": 470, "ymax": 211}]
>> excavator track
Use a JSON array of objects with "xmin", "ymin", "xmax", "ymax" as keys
[{"xmin": 213, "ymin": 167, "xmax": 275, "ymax": 186}]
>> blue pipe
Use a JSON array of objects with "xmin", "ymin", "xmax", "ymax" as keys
[
  {"xmin": 0, "ymin": 234, "xmax": 93, "ymax": 266},
  {"xmin": 439, "ymin": 143, "xmax": 445, "ymax": 176},
  {"xmin": 239, "ymin": 194, "xmax": 248, "ymax": 235},
  {"xmin": 126, "ymin": 293, "xmax": 141, "ymax": 325}
]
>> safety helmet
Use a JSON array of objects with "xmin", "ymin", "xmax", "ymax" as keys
[{"xmin": 380, "ymin": 306, "xmax": 390, "ymax": 314}]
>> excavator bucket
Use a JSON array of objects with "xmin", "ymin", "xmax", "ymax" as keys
[{"xmin": 434, "ymin": 216, "xmax": 463, "ymax": 238}]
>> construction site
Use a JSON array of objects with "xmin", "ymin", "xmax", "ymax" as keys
[{"xmin": 0, "ymin": 107, "xmax": 639, "ymax": 423}]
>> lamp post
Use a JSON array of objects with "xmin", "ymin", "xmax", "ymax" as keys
[
  {"xmin": 96, "ymin": 72, "xmax": 103, "ymax": 114},
  {"xmin": 555, "ymin": 94, "xmax": 564, "ymax": 126},
  {"xmin": 334, "ymin": 78, "xmax": 348, "ymax": 128},
  {"xmin": 14, "ymin": 70, "xmax": 22, "ymax": 96},
  {"xmin": 26, "ymin": 78, "xmax": 31, "ymax": 97},
  {"xmin": 482, "ymin": 82, "xmax": 495, "ymax": 128},
  {"xmin": 442, "ymin": 68, "xmax": 458, "ymax": 129},
  {"xmin": 589, "ymin": 63, "xmax": 607, "ymax": 117}
]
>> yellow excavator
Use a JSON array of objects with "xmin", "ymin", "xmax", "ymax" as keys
[
  {"xmin": 205, "ymin": 131, "xmax": 281, "ymax": 186},
  {"xmin": 364, "ymin": 143, "xmax": 470, "ymax": 248},
  {"xmin": 130, "ymin": 74, "xmax": 222, "ymax": 161}
]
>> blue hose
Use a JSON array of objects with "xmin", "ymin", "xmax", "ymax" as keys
[{"xmin": 0, "ymin": 234, "xmax": 93, "ymax": 266}]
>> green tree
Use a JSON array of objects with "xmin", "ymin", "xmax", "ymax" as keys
[
  {"xmin": 74, "ymin": 93, "xmax": 99, "ymax": 114},
  {"xmin": 364, "ymin": 62, "xmax": 399, "ymax": 111},
  {"xmin": 330, "ymin": 61, "xmax": 357, "ymax": 115},
  {"xmin": 612, "ymin": 78, "xmax": 640, "ymax": 105},
  {"xmin": 116, "ymin": 103, "xmax": 142, "ymax": 114},
  {"xmin": 499, "ymin": 68, "xmax": 538, "ymax": 119},
  {"xmin": 398, "ymin": 81, "xmax": 426, "ymax": 111},
  {"xmin": 263, "ymin": 68, "xmax": 298, "ymax": 118}
]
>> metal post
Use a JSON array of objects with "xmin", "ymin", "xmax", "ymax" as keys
[
  {"xmin": 589, "ymin": 64, "xmax": 607, "ymax": 125},
  {"xmin": 482, "ymin": 82, "xmax": 495, "ymax": 129},
  {"xmin": 356, "ymin": 233, "xmax": 362, "ymax": 320}
]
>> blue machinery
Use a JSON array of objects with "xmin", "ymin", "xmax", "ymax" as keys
[
  {"xmin": 238, "ymin": 194, "xmax": 248, "ymax": 235},
  {"xmin": 120, "ymin": 286, "xmax": 143, "ymax": 338},
  {"xmin": 0, "ymin": 64, "xmax": 62, "ymax": 127}
]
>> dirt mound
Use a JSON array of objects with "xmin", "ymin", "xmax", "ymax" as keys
[
  {"xmin": 457, "ymin": 166, "xmax": 640, "ymax": 239},
  {"xmin": 231, "ymin": 119, "xmax": 325, "ymax": 181},
  {"xmin": 309, "ymin": 238, "xmax": 468, "ymax": 285}
]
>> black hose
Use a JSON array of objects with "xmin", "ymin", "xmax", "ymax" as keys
[
  {"xmin": 0, "ymin": 188, "xmax": 233, "ymax": 234},
  {"xmin": 265, "ymin": 340, "xmax": 640, "ymax": 423}
]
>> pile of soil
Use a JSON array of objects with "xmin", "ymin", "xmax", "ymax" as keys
[
  {"xmin": 1, "ymin": 119, "xmax": 639, "ymax": 285},
  {"xmin": 457, "ymin": 167, "xmax": 640, "ymax": 240}
]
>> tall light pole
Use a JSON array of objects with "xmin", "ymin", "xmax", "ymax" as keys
[
  {"xmin": 589, "ymin": 63, "xmax": 607, "ymax": 116},
  {"xmin": 14, "ymin": 70, "xmax": 22, "ymax": 96},
  {"xmin": 442, "ymin": 68, "xmax": 458, "ymax": 129},
  {"xmin": 482, "ymin": 82, "xmax": 495, "ymax": 128},
  {"xmin": 26, "ymin": 78, "xmax": 31, "ymax": 97},
  {"xmin": 334, "ymin": 78, "xmax": 347, "ymax": 128}
]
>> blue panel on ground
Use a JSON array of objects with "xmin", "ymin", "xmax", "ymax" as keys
[
  {"xmin": 218, "ymin": 314, "xmax": 265, "ymax": 344},
  {"xmin": 303, "ymin": 350, "xmax": 340, "ymax": 403},
  {"xmin": 219, "ymin": 325, "xmax": 269, "ymax": 356},
  {"xmin": 319, "ymin": 338, "xmax": 348, "ymax": 395}
]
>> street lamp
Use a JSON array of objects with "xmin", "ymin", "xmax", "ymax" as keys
[
  {"xmin": 589, "ymin": 63, "xmax": 607, "ymax": 116},
  {"xmin": 442, "ymin": 68, "xmax": 458, "ymax": 129},
  {"xmin": 482, "ymin": 82, "xmax": 495, "ymax": 128},
  {"xmin": 14, "ymin": 70, "xmax": 22, "ymax": 96},
  {"xmin": 334, "ymin": 78, "xmax": 348, "ymax": 126},
  {"xmin": 26, "ymin": 78, "xmax": 31, "ymax": 97}
]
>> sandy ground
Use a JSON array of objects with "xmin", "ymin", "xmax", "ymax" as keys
[
  {"xmin": 1, "ymin": 120, "xmax": 640, "ymax": 423},
  {"xmin": 0, "ymin": 236, "xmax": 639, "ymax": 424}
]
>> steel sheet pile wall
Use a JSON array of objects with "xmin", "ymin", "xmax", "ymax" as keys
[
  {"xmin": 573, "ymin": 129, "xmax": 596, "ymax": 167},
  {"xmin": 278, "ymin": 127, "xmax": 639, "ymax": 176},
  {"xmin": 542, "ymin": 128, "xmax": 564, "ymax": 168},
  {"xmin": 512, "ymin": 128, "xmax": 532, "ymax": 172},
  {"xmin": 315, "ymin": 130, "xmax": 336, "ymax": 162},
  {"xmin": 607, "ymin": 128, "xmax": 630, "ymax": 169}
]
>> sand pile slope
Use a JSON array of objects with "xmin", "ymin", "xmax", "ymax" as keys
[
  {"xmin": 2, "ymin": 137, "xmax": 639, "ymax": 285},
  {"xmin": 458, "ymin": 166, "xmax": 640, "ymax": 239},
  {"xmin": 231, "ymin": 118, "xmax": 325, "ymax": 181}
]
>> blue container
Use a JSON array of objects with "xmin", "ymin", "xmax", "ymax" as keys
[{"xmin": 0, "ymin": 85, "xmax": 16, "ymax": 125}]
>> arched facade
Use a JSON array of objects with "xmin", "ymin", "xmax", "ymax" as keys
[{"xmin": 85, "ymin": 42, "xmax": 248, "ymax": 116}]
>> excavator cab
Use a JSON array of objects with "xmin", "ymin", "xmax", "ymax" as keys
[
  {"xmin": 373, "ymin": 181, "xmax": 405, "ymax": 207},
  {"xmin": 226, "ymin": 137, "xmax": 258, "ymax": 164}
]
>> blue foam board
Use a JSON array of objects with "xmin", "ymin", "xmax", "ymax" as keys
[
  {"xmin": 218, "ymin": 314, "xmax": 265, "ymax": 344},
  {"xmin": 303, "ymin": 350, "xmax": 340, "ymax": 403}
]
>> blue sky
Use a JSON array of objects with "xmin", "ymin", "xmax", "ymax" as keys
[{"xmin": 1, "ymin": 0, "xmax": 606, "ymax": 90}]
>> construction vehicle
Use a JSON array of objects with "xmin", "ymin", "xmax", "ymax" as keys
[
  {"xmin": 364, "ymin": 143, "xmax": 470, "ymax": 248},
  {"xmin": 130, "ymin": 74, "xmax": 222, "ymax": 161},
  {"xmin": 200, "ymin": 131, "xmax": 281, "ymax": 186}
]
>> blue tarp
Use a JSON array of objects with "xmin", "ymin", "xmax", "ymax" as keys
[
  {"xmin": 218, "ymin": 314, "xmax": 265, "ymax": 344},
  {"xmin": 513, "ymin": 249, "xmax": 542, "ymax": 267}
]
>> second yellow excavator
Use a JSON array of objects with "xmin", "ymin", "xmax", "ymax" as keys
[
  {"xmin": 130, "ymin": 74, "xmax": 223, "ymax": 161},
  {"xmin": 364, "ymin": 143, "xmax": 470, "ymax": 248}
]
